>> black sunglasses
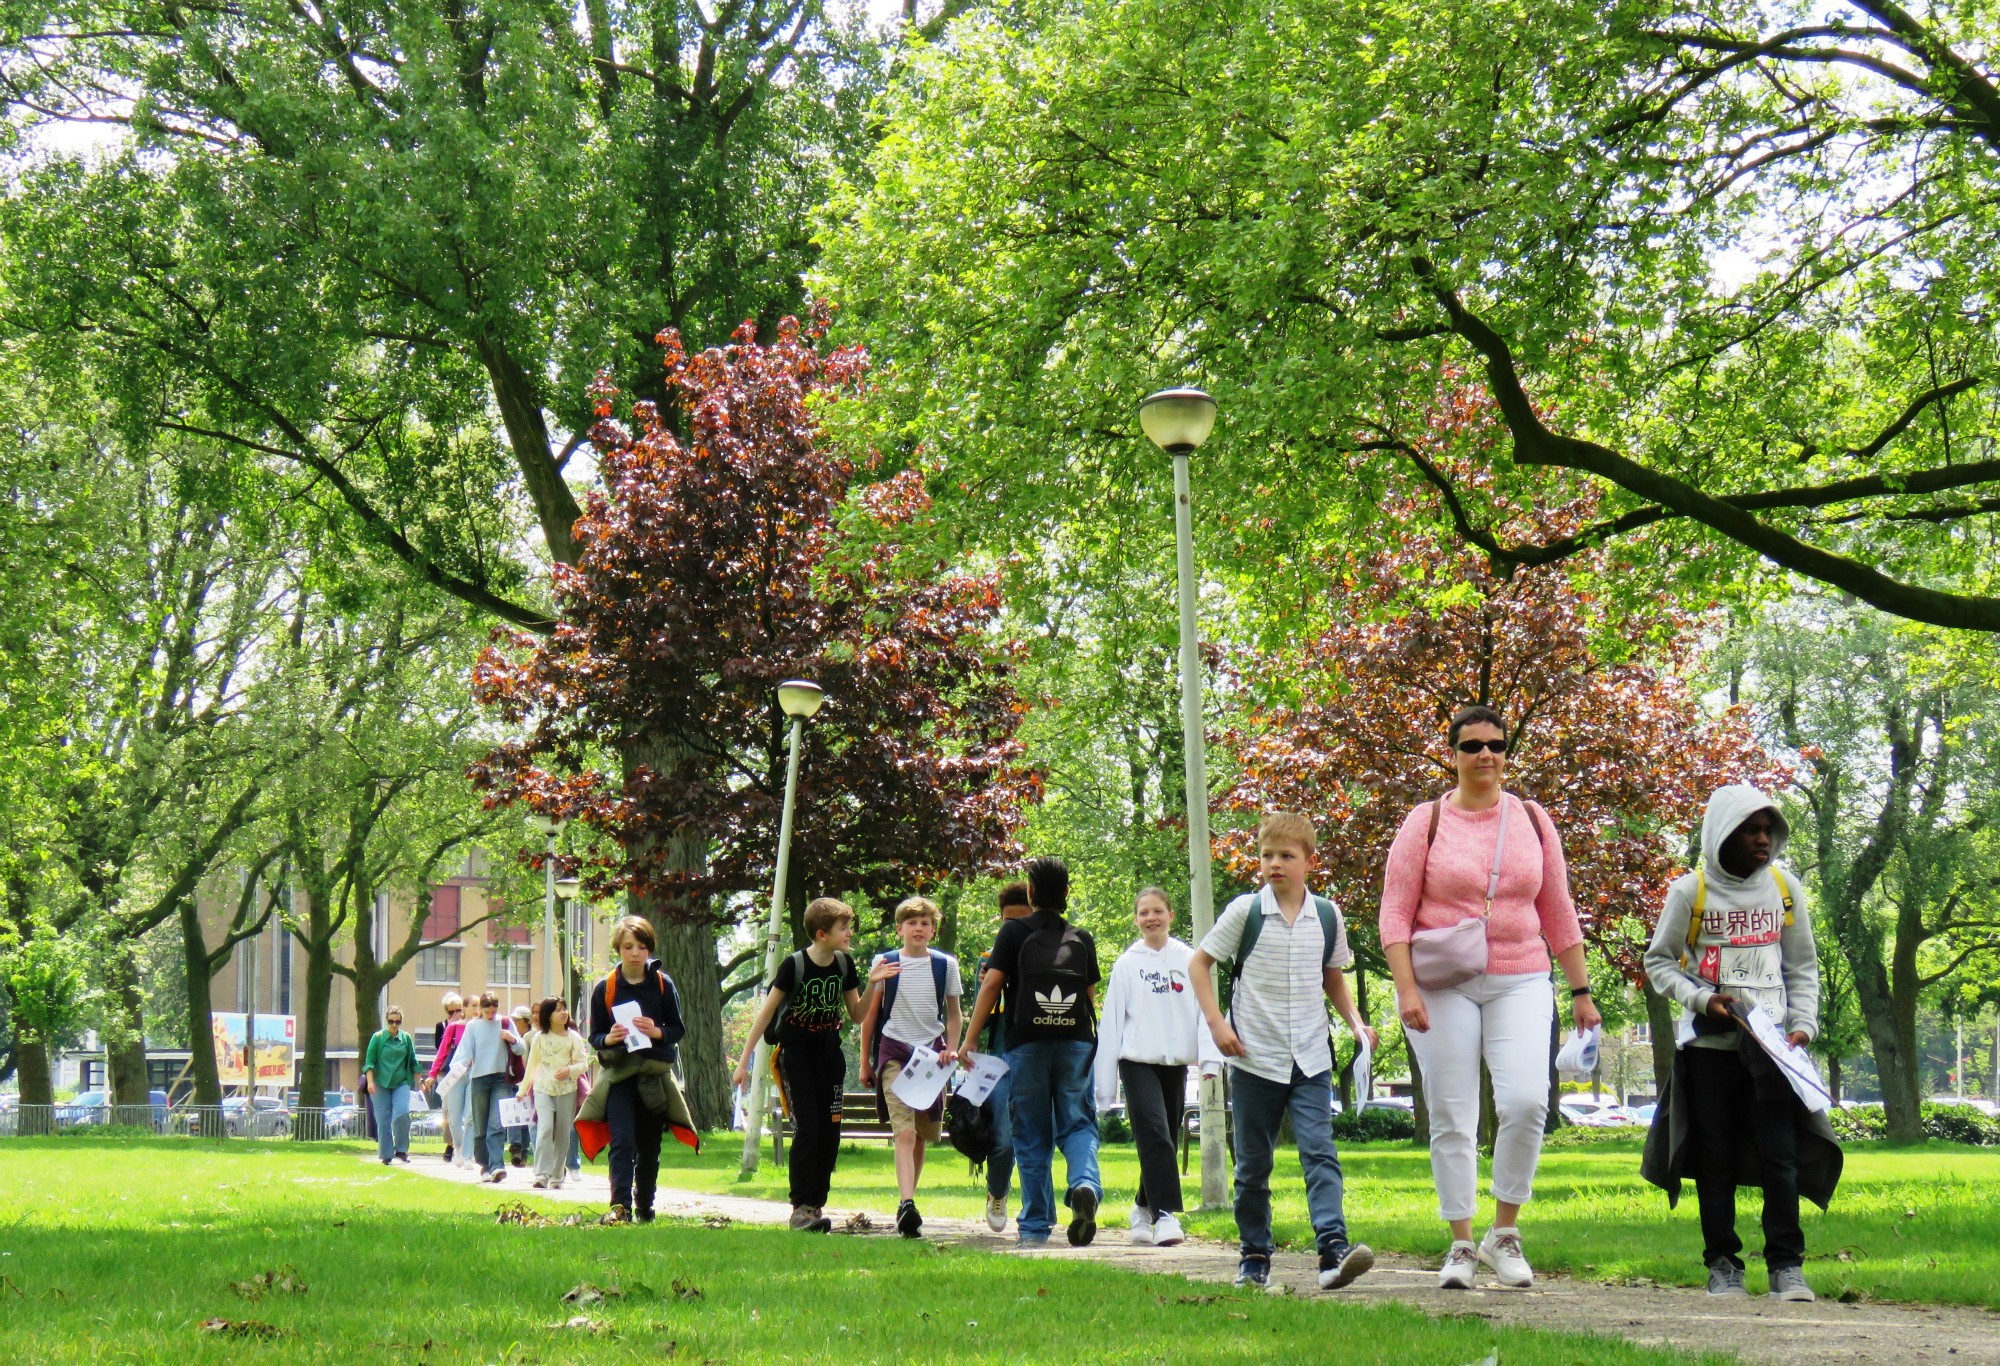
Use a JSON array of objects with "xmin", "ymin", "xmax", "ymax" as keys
[{"xmin": 1455, "ymin": 738, "xmax": 1508, "ymax": 755}]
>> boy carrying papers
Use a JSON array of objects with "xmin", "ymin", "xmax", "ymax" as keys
[{"xmin": 1189, "ymin": 812, "xmax": 1377, "ymax": 1292}]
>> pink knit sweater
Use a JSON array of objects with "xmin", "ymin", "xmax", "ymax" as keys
[{"xmin": 1377, "ymin": 793, "xmax": 1583, "ymax": 976}]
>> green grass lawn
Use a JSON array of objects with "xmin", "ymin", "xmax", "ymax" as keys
[
  {"xmin": 0, "ymin": 1137, "xmax": 1733, "ymax": 1365},
  {"xmin": 678, "ymin": 1133, "xmax": 2000, "ymax": 1309}
]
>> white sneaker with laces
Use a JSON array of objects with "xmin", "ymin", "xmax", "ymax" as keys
[
  {"xmin": 1477, "ymin": 1226, "xmax": 1534, "ymax": 1287},
  {"xmin": 1151, "ymin": 1212, "xmax": 1185, "ymax": 1247},
  {"xmin": 1128, "ymin": 1204, "xmax": 1154, "ymax": 1245},
  {"xmin": 985, "ymin": 1194, "xmax": 1008, "ymax": 1233},
  {"xmin": 1439, "ymin": 1239, "xmax": 1478, "ymax": 1289}
]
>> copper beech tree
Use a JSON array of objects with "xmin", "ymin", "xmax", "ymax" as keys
[
  {"xmin": 1218, "ymin": 485, "xmax": 1785, "ymax": 987},
  {"xmin": 470, "ymin": 315, "xmax": 1035, "ymax": 1126}
]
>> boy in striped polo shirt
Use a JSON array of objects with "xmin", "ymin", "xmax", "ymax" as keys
[{"xmin": 1190, "ymin": 811, "xmax": 1378, "ymax": 1292}]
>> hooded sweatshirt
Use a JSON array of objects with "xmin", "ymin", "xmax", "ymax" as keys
[
  {"xmin": 1644, "ymin": 784, "xmax": 1820, "ymax": 1051},
  {"xmin": 1093, "ymin": 937, "xmax": 1224, "ymax": 1109}
]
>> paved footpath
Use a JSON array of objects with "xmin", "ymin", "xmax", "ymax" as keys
[{"xmin": 394, "ymin": 1155, "xmax": 1999, "ymax": 1365}]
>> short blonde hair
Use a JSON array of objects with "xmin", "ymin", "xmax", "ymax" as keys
[
  {"xmin": 440, "ymin": 992, "xmax": 462, "ymax": 1010},
  {"xmin": 609, "ymin": 915, "xmax": 656, "ymax": 954},
  {"xmin": 804, "ymin": 897, "xmax": 856, "ymax": 939},
  {"xmin": 895, "ymin": 895, "xmax": 940, "ymax": 927},
  {"xmin": 1257, "ymin": 811, "xmax": 1318, "ymax": 856}
]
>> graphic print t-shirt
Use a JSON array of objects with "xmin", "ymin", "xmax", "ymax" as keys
[{"xmin": 772, "ymin": 951, "xmax": 861, "ymax": 1052}]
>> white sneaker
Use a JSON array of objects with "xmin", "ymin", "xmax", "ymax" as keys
[
  {"xmin": 1151, "ymin": 1212, "xmax": 1185, "ymax": 1247},
  {"xmin": 1439, "ymin": 1239, "xmax": 1478, "ymax": 1289},
  {"xmin": 1477, "ymin": 1227, "xmax": 1534, "ymax": 1287},
  {"xmin": 984, "ymin": 1194, "xmax": 1008, "ymax": 1233},
  {"xmin": 1128, "ymin": 1205, "xmax": 1154, "ymax": 1245}
]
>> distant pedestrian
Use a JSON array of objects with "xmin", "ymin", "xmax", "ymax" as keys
[
  {"xmin": 519, "ymin": 996, "xmax": 590, "ymax": 1190},
  {"xmin": 1378, "ymin": 704, "xmax": 1596, "ymax": 1289},
  {"xmin": 424, "ymin": 1000, "xmax": 470, "ymax": 1165},
  {"xmin": 435, "ymin": 992, "xmax": 463, "ymax": 1054},
  {"xmin": 507, "ymin": 1005, "xmax": 534, "ymax": 1166},
  {"xmin": 584, "ymin": 916, "xmax": 690, "ymax": 1224},
  {"xmin": 363, "ymin": 1007, "xmax": 418, "ymax": 1165},
  {"xmin": 1094, "ymin": 887, "xmax": 1221, "ymax": 1248},
  {"xmin": 976, "ymin": 881, "xmax": 1034, "ymax": 1232},
  {"xmin": 1643, "ymin": 784, "xmax": 1841, "ymax": 1303},
  {"xmin": 859, "ymin": 896, "xmax": 964, "ymax": 1239},
  {"xmin": 463, "ymin": 992, "xmax": 526, "ymax": 1182}
]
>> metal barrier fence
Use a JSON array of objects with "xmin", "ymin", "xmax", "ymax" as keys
[{"xmin": 1, "ymin": 1097, "xmax": 453, "ymax": 1148}]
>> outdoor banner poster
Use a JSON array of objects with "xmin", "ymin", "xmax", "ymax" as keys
[{"xmin": 210, "ymin": 1013, "xmax": 297, "ymax": 1087}]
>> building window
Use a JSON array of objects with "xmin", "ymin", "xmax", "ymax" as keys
[
  {"xmin": 490, "ymin": 946, "xmax": 532, "ymax": 987},
  {"xmin": 415, "ymin": 945, "xmax": 462, "ymax": 985}
]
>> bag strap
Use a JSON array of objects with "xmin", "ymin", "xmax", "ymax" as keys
[{"xmin": 1682, "ymin": 865, "xmax": 1794, "ymax": 966}]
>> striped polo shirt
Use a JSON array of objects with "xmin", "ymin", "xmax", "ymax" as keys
[{"xmin": 1201, "ymin": 885, "xmax": 1353, "ymax": 1085}]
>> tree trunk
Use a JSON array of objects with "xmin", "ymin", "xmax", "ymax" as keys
[
  {"xmin": 655, "ymin": 915, "xmax": 728, "ymax": 1131},
  {"xmin": 17, "ymin": 1038, "xmax": 54, "ymax": 1129},
  {"xmin": 1479, "ymin": 1060, "xmax": 1498, "ymax": 1149},
  {"xmin": 1828, "ymin": 1053, "xmax": 1843, "ymax": 1108},
  {"xmin": 106, "ymin": 954, "xmax": 151, "ymax": 1109},
  {"xmin": 179, "ymin": 900, "xmax": 226, "ymax": 1133},
  {"xmin": 295, "ymin": 928, "xmax": 335, "ymax": 1133},
  {"xmin": 1408, "ymin": 1043, "xmax": 1429, "ymax": 1148},
  {"xmin": 1644, "ymin": 983, "xmax": 1676, "ymax": 1103},
  {"xmin": 1543, "ymin": 1002, "xmax": 1565, "ymax": 1135}
]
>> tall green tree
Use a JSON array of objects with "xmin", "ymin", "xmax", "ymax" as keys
[{"xmin": 821, "ymin": 0, "xmax": 2000, "ymax": 631}]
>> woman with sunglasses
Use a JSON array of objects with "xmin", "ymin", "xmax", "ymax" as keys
[
  {"xmin": 363, "ymin": 1007, "xmax": 418, "ymax": 1165},
  {"xmin": 1377, "ymin": 704, "xmax": 1598, "ymax": 1291}
]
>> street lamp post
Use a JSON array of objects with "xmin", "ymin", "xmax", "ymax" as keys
[
  {"xmin": 1139, "ymin": 386, "xmax": 1227, "ymax": 1211},
  {"xmin": 554, "ymin": 876, "xmax": 583, "ymax": 1008},
  {"xmin": 527, "ymin": 815, "xmax": 566, "ymax": 1000},
  {"xmin": 739, "ymin": 679, "xmax": 826, "ymax": 1175}
]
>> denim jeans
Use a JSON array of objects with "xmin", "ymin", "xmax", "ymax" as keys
[
  {"xmin": 469, "ymin": 1073, "xmax": 510, "ymax": 1174},
  {"xmin": 370, "ymin": 1083, "xmax": 411, "ymax": 1161},
  {"xmin": 985, "ymin": 1067, "xmax": 1015, "ymax": 1201},
  {"xmin": 1231, "ymin": 1064, "xmax": 1347, "ymax": 1259},
  {"xmin": 1006, "ymin": 1039, "xmax": 1100, "ymax": 1237}
]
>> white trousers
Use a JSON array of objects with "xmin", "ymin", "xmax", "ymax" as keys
[{"xmin": 1407, "ymin": 971, "xmax": 1554, "ymax": 1221}]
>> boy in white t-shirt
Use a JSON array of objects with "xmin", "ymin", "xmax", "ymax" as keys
[{"xmin": 859, "ymin": 896, "xmax": 963, "ymax": 1238}]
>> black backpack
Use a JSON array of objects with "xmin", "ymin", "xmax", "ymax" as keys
[
  {"xmin": 1011, "ymin": 918, "xmax": 1095, "ymax": 1043},
  {"xmin": 946, "ymin": 1091, "xmax": 996, "ymax": 1164}
]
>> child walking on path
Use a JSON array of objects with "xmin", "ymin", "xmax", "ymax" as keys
[
  {"xmin": 462, "ymin": 992, "xmax": 526, "ymax": 1182},
  {"xmin": 587, "ymin": 915, "xmax": 688, "ymax": 1224},
  {"xmin": 733, "ymin": 898, "xmax": 894, "ymax": 1232},
  {"xmin": 518, "ymin": 996, "xmax": 591, "ymax": 1191},
  {"xmin": 1094, "ymin": 887, "xmax": 1222, "ymax": 1248},
  {"xmin": 1190, "ymin": 812, "xmax": 1378, "ymax": 1292},
  {"xmin": 859, "ymin": 896, "xmax": 963, "ymax": 1239},
  {"xmin": 1643, "ymin": 784, "xmax": 1842, "ymax": 1303}
]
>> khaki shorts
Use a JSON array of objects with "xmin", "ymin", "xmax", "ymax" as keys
[{"xmin": 880, "ymin": 1058, "xmax": 942, "ymax": 1142}]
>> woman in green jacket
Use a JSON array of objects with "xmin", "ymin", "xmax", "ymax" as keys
[{"xmin": 363, "ymin": 1007, "xmax": 419, "ymax": 1164}]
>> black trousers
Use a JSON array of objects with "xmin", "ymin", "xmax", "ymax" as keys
[
  {"xmin": 604, "ymin": 1075, "xmax": 665, "ymax": 1214},
  {"xmin": 1120, "ymin": 1060, "xmax": 1188, "ymax": 1215},
  {"xmin": 779, "ymin": 1044, "xmax": 845, "ymax": 1209},
  {"xmin": 1685, "ymin": 1046, "xmax": 1804, "ymax": 1270}
]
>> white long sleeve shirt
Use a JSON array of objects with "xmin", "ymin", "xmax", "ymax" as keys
[{"xmin": 1094, "ymin": 937, "xmax": 1223, "ymax": 1109}]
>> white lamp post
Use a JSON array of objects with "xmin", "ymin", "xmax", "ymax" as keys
[
  {"xmin": 739, "ymin": 678, "xmax": 826, "ymax": 1174},
  {"xmin": 1139, "ymin": 385, "xmax": 1227, "ymax": 1211},
  {"xmin": 527, "ymin": 814, "xmax": 565, "ymax": 999},
  {"xmin": 554, "ymin": 875, "xmax": 582, "ymax": 1007}
]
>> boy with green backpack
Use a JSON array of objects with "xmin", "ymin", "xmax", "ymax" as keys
[{"xmin": 1190, "ymin": 812, "xmax": 1378, "ymax": 1292}]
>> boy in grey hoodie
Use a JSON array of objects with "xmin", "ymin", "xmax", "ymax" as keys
[{"xmin": 1644, "ymin": 784, "xmax": 1822, "ymax": 1302}]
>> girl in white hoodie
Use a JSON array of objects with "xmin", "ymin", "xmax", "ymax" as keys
[{"xmin": 1095, "ymin": 887, "xmax": 1222, "ymax": 1248}]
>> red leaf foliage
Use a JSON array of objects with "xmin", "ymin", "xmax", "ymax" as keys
[
  {"xmin": 469, "ymin": 313, "xmax": 1038, "ymax": 920},
  {"xmin": 1218, "ymin": 470, "xmax": 1786, "ymax": 980}
]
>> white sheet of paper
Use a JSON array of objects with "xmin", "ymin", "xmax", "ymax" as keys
[
  {"xmin": 497, "ymin": 1096, "xmax": 535, "ymax": 1128},
  {"xmin": 1350, "ymin": 1033, "xmax": 1374, "ymax": 1106},
  {"xmin": 1555, "ymin": 1025, "xmax": 1602, "ymax": 1078},
  {"xmin": 955, "ymin": 1052, "xmax": 1009, "ymax": 1107},
  {"xmin": 890, "ymin": 1043, "xmax": 951, "ymax": 1111},
  {"xmin": 611, "ymin": 999, "xmax": 647, "ymax": 1052},
  {"xmin": 1741, "ymin": 1005, "xmax": 1831, "ymax": 1113}
]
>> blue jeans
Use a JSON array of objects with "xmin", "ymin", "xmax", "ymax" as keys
[
  {"xmin": 1231, "ymin": 1064, "xmax": 1347, "ymax": 1259},
  {"xmin": 469, "ymin": 1074, "xmax": 510, "ymax": 1173},
  {"xmin": 370, "ymin": 1084, "xmax": 411, "ymax": 1161},
  {"xmin": 1006, "ymin": 1039, "xmax": 1100, "ymax": 1238},
  {"xmin": 985, "ymin": 1067, "xmax": 1015, "ymax": 1201}
]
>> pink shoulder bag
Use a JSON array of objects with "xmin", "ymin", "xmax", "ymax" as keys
[{"xmin": 1408, "ymin": 794, "xmax": 1511, "ymax": 991}]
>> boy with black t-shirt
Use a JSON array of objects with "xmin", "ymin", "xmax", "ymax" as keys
[
  {"xmin": 959, "ymin": 857, "xmax": 1103, "ymax": 1247},
  {"xmin": 977, "ymin": 881, "xmax": 1034, "ymax": 1232},
  {"xmin": 732, "ymin": 898, "xmax": 887, "ymax": 1232}
]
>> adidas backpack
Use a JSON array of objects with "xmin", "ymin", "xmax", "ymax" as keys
[{"xmin": 1012, "ymin": 918, "xmax": 1095, "ymax": 1043}]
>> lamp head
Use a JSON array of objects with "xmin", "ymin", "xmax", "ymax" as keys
[
  {"xmin": 526, "ymin": 813, "xmax": 566, "ymax": 837},
  {"xmin": 554, "ymin": 876, "xmax": 582, "ymax": 901},
  {"xmin": 1138, "ymin": 387, "xmax": 1217, "ymax": 454},
  {"xmin": 777, "ymin": 679, "xmax": 825, "ymax": 720}
]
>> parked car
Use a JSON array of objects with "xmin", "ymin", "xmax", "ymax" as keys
[
  {"xmin": 1559, "ymin": 1096, "xmax": 1636, "ymax": 1127},
  {"xmin": 1628, "ymin": 1103, "xmax": 1658, "ymax": 1126},
  {"xmin": 1928, "ymin": 1095, "xmax": 1999, "ymax": 1117}
]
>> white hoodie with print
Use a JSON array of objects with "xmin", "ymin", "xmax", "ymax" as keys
[
  {"xmin": 1644, "ymin": 784, "xmax": 1821, "ymax": 1051},
  {"xmin": 1093, "ymin": 937, "xmax": 1224, "ymax": 1110}
]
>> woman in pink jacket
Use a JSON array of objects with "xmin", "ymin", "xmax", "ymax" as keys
[{"xmin": 1378, "ymin": 704, "xmax": 1600, "ymax": 1291}]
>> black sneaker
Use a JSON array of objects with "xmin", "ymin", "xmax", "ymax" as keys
[
  {"xmin": 635, "ymin": 1208, "xmax": 656, "ymax": 1225},
  {"xmin": 1066, "ymin": 1185, "xmax": 1099, "ymax": 1247},
  {"xmin": 1235, "ymin": 1256, "xmax": 1272, "ymax": 1289},
  {"xmin": 1318, "ymin": 1242, "xmax": 1375, "ymax": 1290},
  {"xmin": 896, "ymin": 1199, "xmax": 922, "ymax": 1238},
  {"xmin": 442, "ymin": 1144, "xmax": 454, "ymax": 1164},
  {"xmin": 394, "ymin": 1152, "xmax": 410, "ymax": 1164}
]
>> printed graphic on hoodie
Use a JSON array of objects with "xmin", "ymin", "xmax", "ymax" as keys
[{"xmin": 1136, "ymin": 965, "xmax": 1189, "ymax": 996}]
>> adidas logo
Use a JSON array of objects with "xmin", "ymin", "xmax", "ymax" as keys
[{"xmin": 1032, "ymin": 986, "xmax": 1077, "ymax": 1027}]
